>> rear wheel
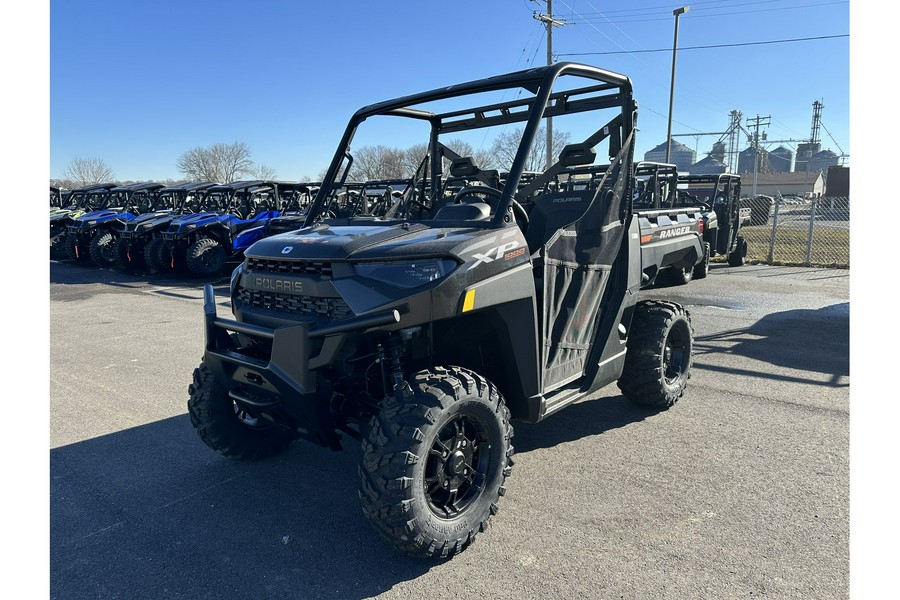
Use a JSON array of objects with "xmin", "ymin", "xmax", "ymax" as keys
[
  {"xmin": 618, "ymin": 300, "xmax": 693, "ymax": 408},
  {"xmin": 186, "ymin": 237, "xmax": 227, "ymax": 277},
  {"xmin": 358, "ymin": 366, "xmax": 514, "ymax": 559},
  {"xmin": 693, "ymin": 242, "xmax": 710, "ymax": 279},
  {"xmin": 187, "ymin": 363, "xmax": 296, "ymax": 461},
  {"xmin": 728, "ymin": 235, "xmax": 747, "ymax": 267}
]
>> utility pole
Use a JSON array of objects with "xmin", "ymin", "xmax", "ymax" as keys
[
  {"xmin": 746, "ymin": 114, "xmax": 770, "ymax": 197},
  {"xmin": 533, "ymin": 1, "xmax": 566, "ymax": 169}
]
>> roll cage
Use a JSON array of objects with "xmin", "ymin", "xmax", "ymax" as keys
[{"xmin": 304, "ymin": 62, "xmax": 636, "ymax": 229}]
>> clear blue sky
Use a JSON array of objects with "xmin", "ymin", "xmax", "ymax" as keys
[{"xmin": 48, "ymin": 0, "xmax": 850, "ymax": 182}]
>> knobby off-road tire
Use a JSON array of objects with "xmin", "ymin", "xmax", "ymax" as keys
[
  {"xmin": 728, "ymin": 235, "xmax": 747, "ymax": 267},
  {"xmin": 50, "ymin": 234, "xmax": 68, "ymax": 260},
  {"xmin": 89, "ymin": 230, "xmax": 118, "ymax": 267},
  {"xmin": 66, "ymin": 235, "xmax": 90, "ymax": 262},
  {"xmin": 618, "ymin": 300, "xmax": 693, "ymax": 409},
  {"xmin": 187, "ymin": 237, "xmax": 227, "ymax": 278},
  {"xmin": 143, "ymin": 237, "xmax": 170, "ymax": 273},
  {"xmin": 667, "ymin": 264, "xmax": 693, "ymax": 286},
  {"xmin": 114, "ymin": 238, "xmax": 145, "ymax": 272},
  {"xmin": 693, "ymin": 242, "xmax": 710, "ymax": 279},
  {"xmin": 187, "ymin": 362, "xmax": 296, "ymax": 461},
  {"xmin": 358, "ymin": 366, "xmax": 514, "ymax": 559}
]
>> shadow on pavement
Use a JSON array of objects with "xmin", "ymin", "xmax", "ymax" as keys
[
  {"xmin": 512, "ymin": 394, "xmax": 661, "ymax": 453},
  {"xmin": 693, "ymin": 302, "xmax": 849, "ymax": 386},
  {"xmin": 51, "ymin": 415, "xmax": 432, "ymax": 600}
]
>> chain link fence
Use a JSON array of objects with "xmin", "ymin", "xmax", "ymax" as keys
[{"xmin": 723, "ymin": 196, "xmax": 850, "ymax": 268}]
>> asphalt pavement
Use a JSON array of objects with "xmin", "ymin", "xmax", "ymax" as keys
[{"xmin": 49, "ymin": 260, "xmax": 849, "ymax": 599}]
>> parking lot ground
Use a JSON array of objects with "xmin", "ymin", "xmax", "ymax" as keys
[{"xmin": 49, "ymin": 261, "xmax": 849, "ymax": 599}]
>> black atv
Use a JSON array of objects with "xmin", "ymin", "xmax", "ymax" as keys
[
  {"xmin": 66, "ymin": 182, "xmax": 164, "ymax": 267},
  {"xmin": 116, "ymin": 181, "xmax": 217, "ymax": 273},
  {"xmin": 674, "ymin": 173, "xmax": 748, "ymax": 268},
  {"xmin": 160, "ymin": 181, "xmax": 302, "ymax": 278},
  {"xmin": 50, "ymin": 183, "xmax": 117, "ymax": 261},
  {"xmin": 189, "ymin": 63, "xmax": 695, "ymax": 559}
]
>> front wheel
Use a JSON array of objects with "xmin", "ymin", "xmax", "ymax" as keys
[
  {"xmin": 618, "ymin": 300, "xmax": 693, "ymax": 408},
  {"xmin": 50, "ymin": 234, "xmax": 68, "ymax": 260},
  {"xmin": 89, "ymin": 230, "xmax": 118, "ymax": 267},
  {"xmin": 187, "ymin": 363, "xmax": 296, "ymax": 461},
  {"xmin": 186, "ymin": 237, "xmax": 227, "ymax": 277},
  {"xmin": 114, "ymin": 238, "xmax": 145, "ymax": 272},
  {"xmin": 358, "ymin": 366, "xmax": 514, "ymax": 559}
]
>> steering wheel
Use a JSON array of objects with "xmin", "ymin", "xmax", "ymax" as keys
[{"xmin": 451, "ymin": 186, "xmax": 529, "ymax": 228}]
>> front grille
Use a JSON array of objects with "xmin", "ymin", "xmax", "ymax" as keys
[
  {"xmin": 238, "ymin": 288, "xmax": 352, "ymax": 320},
  {"xmin": 247, "ymin": 258, "xmax": 333, "ymax": 278}
]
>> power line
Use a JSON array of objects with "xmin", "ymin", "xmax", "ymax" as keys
[
  {"xmin": 570, "ymin": 0, "xmax": 848, "ymax": 23},
  {"xmin": 557, "ymin": 33, "xmax": 847, "ymax": 56}
]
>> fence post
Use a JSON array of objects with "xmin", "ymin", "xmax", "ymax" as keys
[
  {"xmin": 768, "ymin": 197, "xmax": 781, "ymax": 263},
  {"xmin": 805, "ymin": 196, "xmax": 817, "ymax": 265}
]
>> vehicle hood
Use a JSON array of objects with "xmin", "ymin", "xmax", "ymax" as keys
[
  {"xmin": 247, "ymin": 222, "xmax": 493, "ymax": 262},
  {"xmin": 124, "ymin": 210, "xmax": 178, "ymax": 231},
  {"xmin": 71, "ymin": 209, "xmax": 135, "ymax": 224}
]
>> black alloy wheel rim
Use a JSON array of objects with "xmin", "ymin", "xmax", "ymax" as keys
[
  {"xmin": 424, "ymin": 414, "xmax": 490, "ymax": 518},
  {"xmin": 201, "ymin": 245, "xmax": 223, "ymax": 268},
  {"xmin": 663, "ymin": 321, "xmax": 690, "ymax": 385}
]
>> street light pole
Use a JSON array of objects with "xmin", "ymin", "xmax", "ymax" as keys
[{"xmin": 665, "ymin": 6, "xmax": 689, "ymax": 165}]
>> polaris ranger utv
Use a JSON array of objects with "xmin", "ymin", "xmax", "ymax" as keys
[
  {"xmin": 674, "ymin": 173, "xmax": 748, "ymax": 267},
  {"xmin": 632, "ymin": 162, "xmax": 706, "ymax": 284},
  {"xmin": 189, "ymin": 63, "xmax": 695, "ymax": 559}
]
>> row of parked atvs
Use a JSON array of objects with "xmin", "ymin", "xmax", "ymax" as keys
[{"xmin": 49, "ymin": 179, "xmax": 404, "ymax": 277}]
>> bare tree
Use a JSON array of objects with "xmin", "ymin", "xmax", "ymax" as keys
[
  {"xmin": 176, "ymin": 142, "xmax": 254, "ymax": 183},
  {"xmin": 249, "ymin": 163, "xmax": 278, "ymax": 180},
  {"xmin": 489, "ymin": 126, "xmax": 571, "ymax": 173},
  {"xmin": 349, "ymin": 145, "xmax": 408, "ymax": 181},
  {"xmin": 64, "ymin": 157, "xmax": 114, "ymax": 186}
]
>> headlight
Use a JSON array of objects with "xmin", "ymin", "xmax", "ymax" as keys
[{"xmin": 354, "ymin": 258, "xmax": 457, "ymax": 288}]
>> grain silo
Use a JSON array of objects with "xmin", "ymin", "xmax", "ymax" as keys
[
  {"xmin": 769, "ymin": 146, "xmax": 793, "ymax": 173},
  {"xmin": 737, "ymin": 146, "xmax": 770, "ymax": 175},
  {"xmin": 809, "ymin": 149, "xmax": 840, "ymax": 174},
  {"xmin": 689, "ymin": 155, "xmax": 727, "ymax": 175},
  {"xmin": 643, "ymin": 140, "xmax": 696, "ymax": 173}
]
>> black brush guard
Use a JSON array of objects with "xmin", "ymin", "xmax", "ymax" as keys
[{"xmin": 201, "ymin": 284, "xmax": 400, "ymax": 448}]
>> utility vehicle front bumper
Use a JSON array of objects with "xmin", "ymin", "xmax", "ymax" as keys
[{"xmin": 200, "ymin": 284, "xmax": 400, "ymax": 446}]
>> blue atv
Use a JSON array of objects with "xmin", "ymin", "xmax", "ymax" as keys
[
  {"xmin": 258, "ymin": 182, "xmax": 320, "ymax": 238},
  {"xmin": 66, "ymin": 182, "xmax": 164, "ymax": 267},
  {"xmin": 160, "ymin": 180, "xmax": 293, "ymax": 278},
  {"xmin": 51, "ymin": 183, "xmax": 117, "ymax": 260},
  {"xmin": 115, "ymin": 181, "xmax": 217, "ymax": 273}
]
